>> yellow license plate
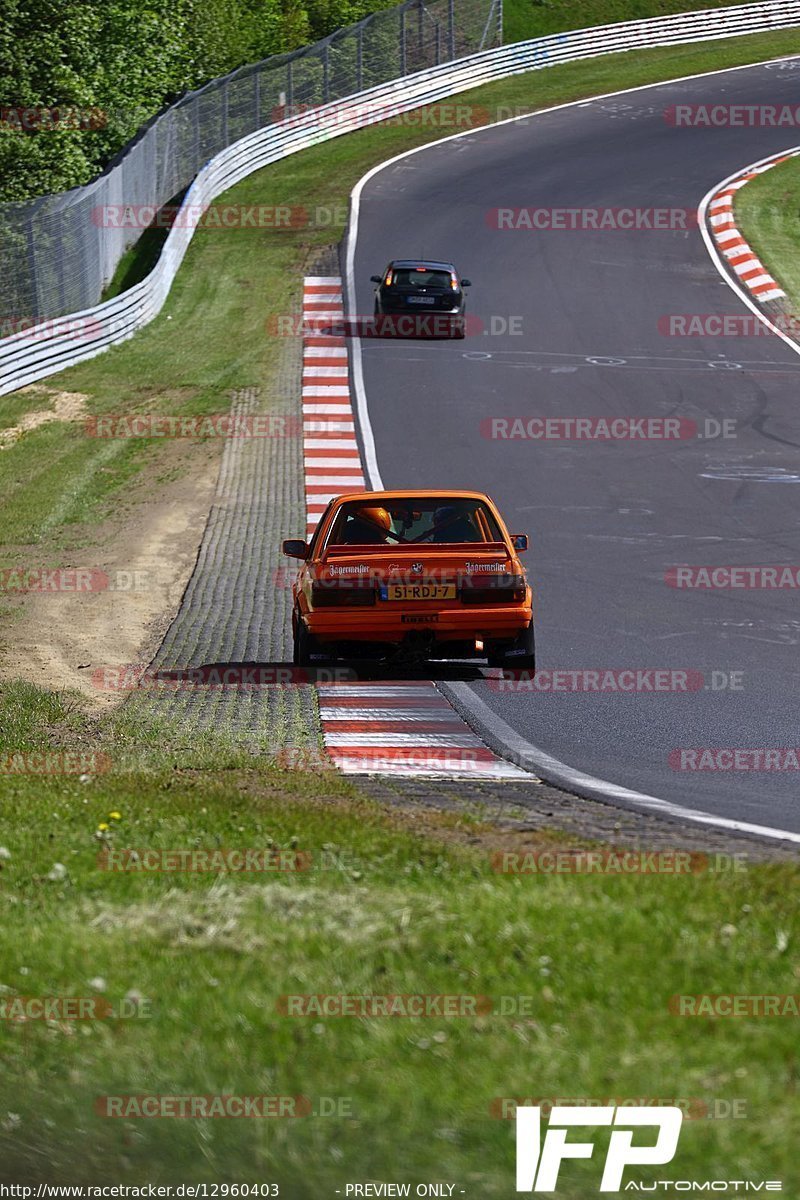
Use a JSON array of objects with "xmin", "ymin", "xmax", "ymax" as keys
[{"xmin": 386, "ymin": 584, "xmax": 456, "ymax": 601}]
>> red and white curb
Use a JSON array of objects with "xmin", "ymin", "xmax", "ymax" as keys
[
  {"xmin": 706, "ymin": 150, "xmax": 800, "ymax": 303},
  {"xmin": 317, "ymin": 681, "xmax": 529, "ymax": 777},
  {"xmin": 300, "ymin": 275, "xmax": 529, "ymax": 779},
  {"xmin": 302, "ymin": 276, "xmax": 365, "ymax": 539}
]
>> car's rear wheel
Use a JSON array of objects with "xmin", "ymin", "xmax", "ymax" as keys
[{"xmin": 292, "ymin": 614, "xmax": 316, "ymax": 667}]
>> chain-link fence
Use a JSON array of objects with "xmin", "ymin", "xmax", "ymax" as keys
[{"xmin": 0, "ymin": 0, "xmax": 501, "ymax": 326}]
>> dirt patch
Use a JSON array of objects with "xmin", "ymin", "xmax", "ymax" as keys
[
  {"xmin": 0, "ymin": 437, "xmax": 222, "ymax": 709},
  {"xmin": 0, "ymin": 390, "xmax": 88, "ymax": 448}
]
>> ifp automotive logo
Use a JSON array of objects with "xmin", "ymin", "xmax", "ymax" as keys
[
  {"xmin": 515, "ymin": 1106, "xmax": 782, "ymax": 1192},
  {"xmin": 516, "ymin": 1105, "xmax": 682, "ymax": 1191}
]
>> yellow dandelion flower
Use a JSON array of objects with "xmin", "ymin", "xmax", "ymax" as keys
[
  {"xmin": 97, "ymin": 823, "xmax": 110, "ymax": 832},
  {"xmin": 108, "ymin": 812, "xmax": 122, "ymax": 820}
]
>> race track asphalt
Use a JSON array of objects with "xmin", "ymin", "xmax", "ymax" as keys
[{"xmin": 348, "ymin": 57, "xmax": 800, "ymax": 833}]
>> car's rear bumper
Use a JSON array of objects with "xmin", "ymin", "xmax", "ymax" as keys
[
  {"xmin": 377, "ymin": 301, "xmax": 464, "ymax": 314},
  {"xmin": 305, "ymin": 603, "xmax": 532, "ymax": 645}
]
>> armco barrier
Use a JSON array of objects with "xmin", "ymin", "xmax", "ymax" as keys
[{"xmin": 2, "ymin": 0, "xmax": 800, "ymax": 397}]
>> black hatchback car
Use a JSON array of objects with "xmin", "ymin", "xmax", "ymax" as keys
[{"xmin": 370, "ymin": 260, "xmax": 471, "ymax": 336}]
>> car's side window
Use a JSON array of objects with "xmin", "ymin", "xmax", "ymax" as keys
[{"xmin": 313, "ymin": 503, "xmax": 340, "ymax": 554}]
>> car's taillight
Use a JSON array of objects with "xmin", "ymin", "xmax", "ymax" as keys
[
  {"xmin": 312, "ymin": 583, "xmax": 376, "ymax": 607},
  {"xmin": 460, "ymin": 577, "xmax": 526, "ymax": 604},
  {"xmin": 385, "ymin": 270, "xmax": 393, "ymax": 286}
]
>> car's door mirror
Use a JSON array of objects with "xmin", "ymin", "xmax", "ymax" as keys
[
  {"xmin": 460, "ymin": 278, "xmax": 472, "ymax": 288},
  {"xmin": 511, "ymin": 533, "xmax": 528, "ymax": 552},
  {"xmin": 283, "ymin": 538, "xmax": 309, "ymax": 560},
  {"xmin": 370, "ymin": 274, "xmax": 382, "ymax": 283}
]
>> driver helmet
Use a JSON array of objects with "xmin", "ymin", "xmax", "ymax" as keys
[{"xmin": 354, "ymin": 505, "xmax": 392, "ymax": 533}]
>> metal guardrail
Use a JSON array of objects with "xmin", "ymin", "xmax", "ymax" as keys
[{"xmin": 3, "ymin": 0, "xmax": 800, "ymax": 396}]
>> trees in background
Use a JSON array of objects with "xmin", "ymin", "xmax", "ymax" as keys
[{"xmin": 0, "ymin": 0, "xmax": 392, "ymax": 201}]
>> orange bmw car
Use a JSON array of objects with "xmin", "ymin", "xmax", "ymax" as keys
[{"xmin": 282, "ymin": 490, "xmax": 535, "ymax": 668}]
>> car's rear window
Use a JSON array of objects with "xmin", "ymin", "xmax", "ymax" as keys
[
  {"xmin": 326, "ymin": 498, "xmax": 504, "ymax": 547},
  {"xmin": 389, "ymin": 268, "xmax": 453, "ymax": 290}
]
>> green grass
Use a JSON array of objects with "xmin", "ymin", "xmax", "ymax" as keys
[
  {"xmin": 502, "ymin": 0, "xmax": 791, "ymax": 48},
  {"xmin": 0, "ymin": 416, "xmax": 149, "ymax": 548},
  {"xmin": 0, "ymin": 680, "xmax": 799, "ymax": 1189},
  {"xmin": 735, "ymin": 152, "xmax": 800, "ymax": 311}
]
